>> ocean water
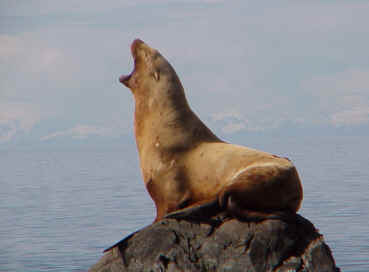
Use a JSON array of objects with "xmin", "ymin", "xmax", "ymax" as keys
[{"xmin": 1, "ymin": 136, "xmax": 368, "ymax": 271}]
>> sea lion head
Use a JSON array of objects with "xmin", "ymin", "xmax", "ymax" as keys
[{"xmin": 119, "ymin": 39, "xmax": 186, "ymax": 104}]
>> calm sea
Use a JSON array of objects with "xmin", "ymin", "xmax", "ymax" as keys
[{"xmin": 1, "ymin": 135, "xmax": 368, "ymax": 271}]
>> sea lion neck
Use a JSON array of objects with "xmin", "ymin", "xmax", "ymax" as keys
[{"xmin": 133, "ymin": 84, "xmax": 219, "ymax": 156}]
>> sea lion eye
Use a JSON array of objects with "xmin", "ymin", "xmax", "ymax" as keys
[{"xmin": 153, "ymin": 71, "xmax": 160, "ymax": 81}]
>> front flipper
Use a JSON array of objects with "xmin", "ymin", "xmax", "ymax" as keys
[
  {"xmin": 165, "ymin": 195, "xmax": 296, "ymax": 224},
  {"xmin": 164, "ymin": 199, "xmax": 223, "ymax": 223},
  {"xmin": 103, "ymin": 228, "xmax": 142, "ymax": 253}
]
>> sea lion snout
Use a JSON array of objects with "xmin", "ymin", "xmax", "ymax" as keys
[
  {"xmin": 119, "ymin": 39, "xmax": 159, "ymax": 90},
  {"xmin": 131, "ymin": 39, "xmax": 155, "ymax": 60},
  {"xmin": 131, "ymin": 39, "xmax": 145, "ymax": 55}
]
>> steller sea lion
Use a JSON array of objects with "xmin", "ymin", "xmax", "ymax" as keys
[{"xmin": 119, "ymin": 39, "xmax": 303, "ymax": 223}]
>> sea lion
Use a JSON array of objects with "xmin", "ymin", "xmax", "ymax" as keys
[{"xmin": 119, "ymin": 39, "xmax": 303, "ymax": 223}]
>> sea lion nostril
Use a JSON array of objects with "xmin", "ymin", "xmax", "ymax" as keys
[
  {"xmin": 133, "ymin": 38, "xmax": 144, "ymax": 45},
  {"xmin": 131, "ymin": 39, "xmax": 145, "ymax": 54}
]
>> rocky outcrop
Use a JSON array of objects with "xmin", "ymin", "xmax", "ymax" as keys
[{"xmin": 89, "ymin": 214, "xmax": 339, "ymax": 272}]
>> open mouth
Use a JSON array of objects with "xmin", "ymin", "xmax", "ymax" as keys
[
  {"xmin": 119, "ymin": 39, "xmax": 145, "ymax": 85},
  {"xmin": 119, "ymin": 59, "xmax": 134, "ymax": 86}
]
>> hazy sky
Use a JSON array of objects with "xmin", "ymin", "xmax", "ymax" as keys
[{"xmin": 1, "ymin": 1, "xmax": 369, "ymax": 143}]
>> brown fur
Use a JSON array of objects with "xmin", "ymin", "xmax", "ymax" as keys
[{"xmin": 120, "ymin": 39, "xmax": 303, "ymax": 222}]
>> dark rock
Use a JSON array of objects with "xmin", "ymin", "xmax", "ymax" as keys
[{"xmin": 89, "ymin": 214, "xmax": 340, "ymax": 272}]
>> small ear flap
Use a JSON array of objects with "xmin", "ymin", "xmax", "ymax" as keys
[{"xmin": 153, "ymin": 71, "xmax": 160, "ymax": 81}]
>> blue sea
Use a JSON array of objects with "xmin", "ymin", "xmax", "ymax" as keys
[{"xmin": 1, "ymin": 135, "xmax": 368, "ymax": 271}]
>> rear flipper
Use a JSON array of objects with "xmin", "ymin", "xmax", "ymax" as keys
[{"xmin": 225, "ymin": 195, "xmax": 296, "ymax": 223}]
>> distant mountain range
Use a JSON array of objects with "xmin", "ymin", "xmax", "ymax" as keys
[{"xmin": 1, "ymin": 122, "xmax": 368, "ymax": 151}]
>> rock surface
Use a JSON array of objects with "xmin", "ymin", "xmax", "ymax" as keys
[{"xmin": 89, "ymin": 214, "xmax": 340, "ymax": 272}]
